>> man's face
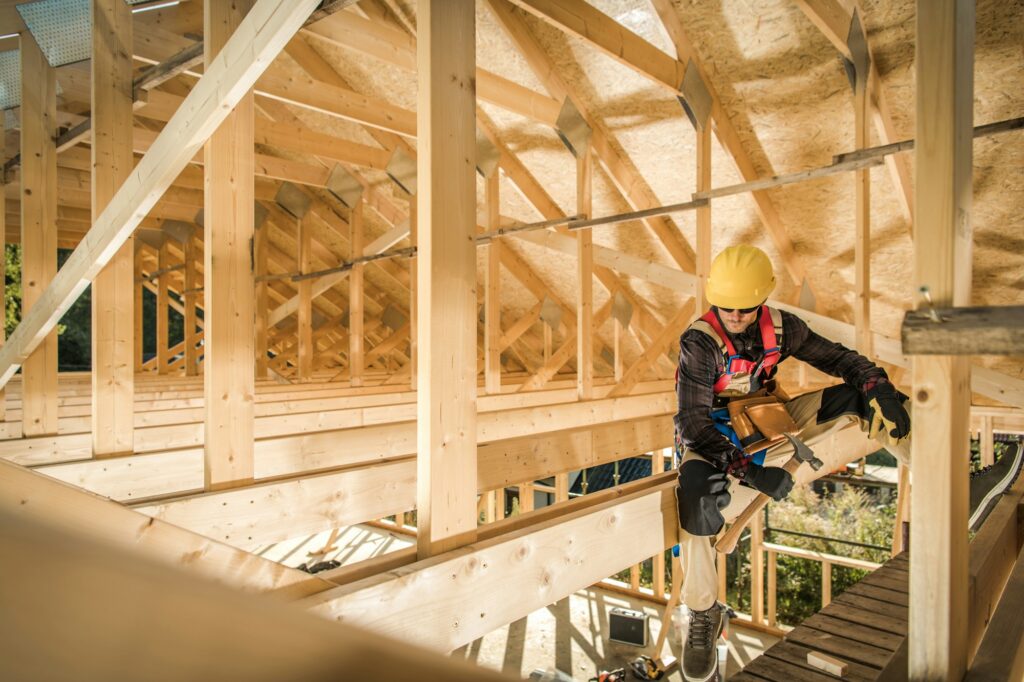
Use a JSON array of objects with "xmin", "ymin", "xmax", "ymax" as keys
[{"xmin": 719, "ymin": 306, "xmax": 759, "ymax": 334}]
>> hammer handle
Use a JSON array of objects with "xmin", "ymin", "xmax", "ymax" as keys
[{"xmin": 714, "ymin": 454, "xmax": 805, "ymax": 555}]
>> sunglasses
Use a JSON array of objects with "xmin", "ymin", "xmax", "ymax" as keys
[{"xmin": 718, "ymin": 305, "xmax": 760, "ymax": 315}]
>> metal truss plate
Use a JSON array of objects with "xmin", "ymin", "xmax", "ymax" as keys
[
  {"xmin": 847, "ymin": 9, "xmax": 870, "ymax": 86},
  {"xmin": 254, "ymin": 200, "xmax": 269, "ymax": 229},
  {"xmin": 17, "ymin": 0, "xmax": 91, "ymax": 67},
  {"xmin": 554, "ymin": 96, "xmax": 592, "ymax": 158},
  {"xmin": 678, "ymin": 59, "xmax": 712, "ymax": 132},
  {"xmin": 799, "ymin": 278, "xmax": 816, "ymax": 312},
  {"xmin": 381, "ymin": 305, "xmax": 406, "ymax": 331},
  {"xmin": 540, "ymin": 295, "xmax": 563, "ymax": 331},
  {"xmin": 325, "ymin": 164, "xmax": 363, "ymax": 209},
  {"xmin": 274, "ymin": 182, "xmax": 311, "ymax": 220},
  {"xmin": 600, "ymin": 346, "xmax": 614, "ymax": 368},
  {"xmin": 161, "ymin": 219, "xmax": 193, "ymax": 244},
  {"xmin": 136, "ymin": 227, "xmax": 165, "ymax": 249},
  {"xmin": 475, "ymin": 129, "xmax": 500, "ymax": 179},
  {"xmin": 612, "ymin": 291, "xmax": 633, "ymax": 329},
  {"xmin": 385, "ymin": 148, "xmax": 417, "ymax": 196},
  {"xmin": 0, "ymin": 50, "xmax": 19, "ymax": 110}
]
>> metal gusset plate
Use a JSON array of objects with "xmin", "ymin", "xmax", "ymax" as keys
[
  {"xmin": 381, "ymin": 305, "xmax": 406, "ymax": 331},
  {"xmin": 0, "ymin": 50, "xmax": 20, "ymax": 110},
  {"xmin": 325, "ymin": 164, "xmax": 363, "ymax": 209},
  {"xmin": 843, "ymin": 9, "xmax": 870, "ymax": 92},
  {"xmin": 600, "ymin": 346, "xmax": 615, "ymax": 367},
  {"xmin": 16, "ymin": 0, "xmax": 90, "ymax": 67},
  {"xmin": 678, "ymin": 59, "xmax": 712, "ymax": 132},
  {"xmin": 385, "ymin": 148, "xmax": 417, "ymax": 196},
  {"xmin": 475, "ymin": 129, "xmax": 500, "ymax": 179},
  {"xmin": 612, "ymin": 291, "xmax": 633, "ymax": 329},
  {"xmin": 161, "ymin": 219, "xmax": 193, "ymax": 244},
  {"xmin": 554, "ymin": 96, "xmax": 592, "ymax": 158},
  {"xmin": 275, "ymin": 182, "xmax": 311, "ymax": 220},
  {"xmin": 540, "ymin": 295, "xmax": 563, "ymax": 331}
]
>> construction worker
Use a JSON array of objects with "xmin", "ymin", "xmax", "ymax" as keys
[{"xmin": 674, "ymin": 245, "xmax": 1023, "ymax": 682}]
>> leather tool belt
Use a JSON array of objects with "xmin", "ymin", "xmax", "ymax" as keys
[{"xmin": 726, "ymin": 390, "xmax": 799, "ymax": 455}]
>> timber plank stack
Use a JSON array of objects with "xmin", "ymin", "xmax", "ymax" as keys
[{"xmin": 732, "ymin": 553, "xmax": 909, "ymax": 681}]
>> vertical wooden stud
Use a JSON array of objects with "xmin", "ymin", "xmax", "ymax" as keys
[
  {"xmin": 892, "ymin": 464, "xmax": 911, "ymax": 555},
  {"xmin": 750, "ymin": 512, "xmax": 764, "ymax": 625},
  {"xmin": 156, "ymin": 239, "xmax": 170, "ymax": 375},
  {"xmin": 408, "ymin": 202, "xmax": 417, "ymax": 391},
  {"xmin": 980, "ymin": 415, "xmax": 994, "ymax": 467},
  {"xmin": 203, "ymin": 0, "xmax": 256, "ymax": 491},
  {"xmin": 694, "ymin": 124, "xmax": 712, "ymax": 315},
  {"xmin": 910, "ymin": 0, "xmax": 973, "ymax": 677},
  {"xmin": 822, "ymin": 560, "xmax": 832, "ymax": 607},
  {"xmin": 297, "ymin": 215, "xmax": 313, "ymax": 380},
  {"xmin": 854, "ymin": 55, "xmax": 873, "ymax": 357},
  {"xmin": 183, "ymin": 231, "xmax": 198, "ymax": 376},
  {"xmin": 19, "ymin": 31, "xmax": 58, "ymax": 437},
  {"xmin": 0, "ymin": 114, "xmax": 6, "ymax": 421},
  {"xmin": 518, "ymin": 482, "xmax": 534, "ymax": 513},
  {"xmin": 349, "ymin": 200, "xmax": 364, "ymax": 387},
  {"xmin": 652, "ymin": 448, "xmax": 666, "ymax": 597},
  {"xmin": 576, "ymin": 144, "xmax": 593, "ymax": 400},
  {"xmin": 415, "ymin": 0, "xmax": 477, "ymax": 557},
  {"xmin": 484, "ymin": 171, "xmax": 502, "ymax": 395},
  {"xmin": 91, "ymin": 0, "xmax": 135, "ymax": 455},
  {"xmin": 254, "ymin": 219, "xmax": 268, "ymax": 379},
  {"xmin": 134, "ymin": 249, "xmax": 143, "ymax": 372}
]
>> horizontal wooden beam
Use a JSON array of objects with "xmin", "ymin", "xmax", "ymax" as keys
[
  {"xmin": 0, "ymin": 0, "xmax": 320, "ymax": 391},
  {"xmin": 902, "ymin": 305, "xmax": 1024, "ymax": 355},
  {"xmin": 300, "ymin": 473, "xmax": 678, "ymax": 651}
]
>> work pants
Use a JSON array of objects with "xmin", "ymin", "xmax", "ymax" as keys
[{"xmin": 678, "ymin": 384, "xmax": 910, "ymax": 611}]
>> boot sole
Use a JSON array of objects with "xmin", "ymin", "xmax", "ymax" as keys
[{"xmin": 969, "ymin": 441, "xmax": 1024, "ymax": 533}]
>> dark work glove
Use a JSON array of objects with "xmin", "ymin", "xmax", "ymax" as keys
[
  {"xmin": 866, "ymin": 382, "xmax": 911, "ymax": 440},
  {"xmin": 743, "ymin": 463, "xmax": 794, "ymax": 501}
]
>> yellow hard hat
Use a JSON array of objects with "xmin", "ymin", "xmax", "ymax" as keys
[{"xmin": 705, "ymin": 245, "xmax": 776, "ymax": 309}]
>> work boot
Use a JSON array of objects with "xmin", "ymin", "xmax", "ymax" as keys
[
  {"xmin": 682, "ymin": 602, "xmax": 726, "ymax": 682},
  {"xmin": 969, "ymin": 440, "xmax": 1024, "ymax": 533}
]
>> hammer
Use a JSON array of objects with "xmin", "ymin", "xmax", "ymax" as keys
[{"xmin": 715, "ymin": 433, "xmax": 823, "ymax": 554}]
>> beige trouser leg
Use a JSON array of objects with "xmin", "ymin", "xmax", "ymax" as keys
[{"xmin": 679, "ymin": 388, "xmax": 910, "ymax": 611}]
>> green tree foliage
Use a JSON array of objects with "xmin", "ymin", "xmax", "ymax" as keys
[{"xmin": 4, "ymin": 245, "xmax": 185, "ymax": 371}]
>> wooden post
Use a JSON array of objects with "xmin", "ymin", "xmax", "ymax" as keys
[
  {"xmin": 767, "ymin": 550, "xmax": 777, "ymax": 627},
  {"xmin": 183, "ymin": 230, "xmax": 198, "ymax": 376},
  {"xmin": 484, "ymin": 172, "xmax": 502, "ymax": 395},
  {"xmin": 822, "ymin": 560, "xmax": 832, "ymax": 607},
  {"xmin": 156, "ymin": 239, "xmax": 170, "ymax": 375},
  {"xmin": 297, "ymin": 214, "xmax": 313, "ymax": 380},
  {"xmin": 518, "ymin": 482, "xmax": 534, "ymax": 513},
  {"xmin": 717, "ymin": 550, "xmax": 727, "ymax": 602},
  {"xmin": 203, "ymin": 0, "xmax": 256, "ymax": 491},
  {"xmin": 892, "ymin": 464, "xmax": 911, "ymax": 555},
  {"xmin": 409, "ymin": 202, "xmax": 417, "ymax": 391},
  {"xmin": 19, "ymin": 31, "xmax": 58, "ymax": 437},
  {"xmin": 134, "ymin": 249, "xmax": 143, "ymax": 372},
  {"xmin": 613, "ymin": 319, "xmax": 623, "ymax": 382},
  {"xmin": 980, "ymin": 415, "xmax": 994, "ymax": 467},
  {"xmin": 576, "ymin": 143, "xmax": 593, "ymax": 400},
  {"xmin": 0, "ymin": 114, "xmax": 6, "ymax": 421},
  {"xmin": 555, "ymin": 472, "xmax": 569, "ymax": 503},
  {"xmin": 854, "ymin": 47, "xmax": 873, "ymax": 357},
  {"xmin": 349, "ymin": 200, "xmax": 364, "ymax": 387},
  {"xmin": 750, "ymin": 512, "xmax": 765, "ymax": 625},
  {"xmin": 694, "ymin": 123, "xmax": 712, "ymax": 315},
  {"xmin": 415, "ymin": 0, "xmax": 477, "ymax": 557},
  {"xmin": 91, "ymin": 0, "xmax": 135, "ymax": 455},
  {"xmin": 255, "ymin": 219, "xmax": 268, "ymax": 378},
  {"xmin": 910, "ymin": 0, "xmax": 973, "ymax": 677},
  {"xmin": 652, "ymin": 449, "xmax": 666, "ymax": 597}
]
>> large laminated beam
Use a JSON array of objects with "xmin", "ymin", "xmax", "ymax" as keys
[
  {"xmin": 0, "ymin": 496, "xmax": 511, "ymax": 681},
  {"xmin": 909, "ymin": 0, "xmax": 974, "ymax": 677},
  {"xmin": 19, "ymin": 32, "xmax": 58, "ymax": 436},
  {"xmin": 415, "ymin": 0, "xmax": 478, "ymax": 557},
  {"xmin": 203, "ymin": 0, "xmax": 259, "ymax": 490},
  {"xmin": 0, "ymin": 0, "xmax": 324, "ymax": 391},
  {"xmin": 91, "ymin": 0, "xmax": 136, "ymax": 456}
]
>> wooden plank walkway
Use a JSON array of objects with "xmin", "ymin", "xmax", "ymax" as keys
[{"xmin": 733, "ymin": 553, "xmax": 908, "ymax": 681}]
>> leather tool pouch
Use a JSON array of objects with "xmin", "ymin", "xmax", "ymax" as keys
[{"xmin": 727, "ymin": 392, "xmax": 799, "ymax": 455}]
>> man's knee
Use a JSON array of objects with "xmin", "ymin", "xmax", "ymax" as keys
[{"xmin": 676, "ymin": 458, "xmax": 731, "ymax": 537}]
